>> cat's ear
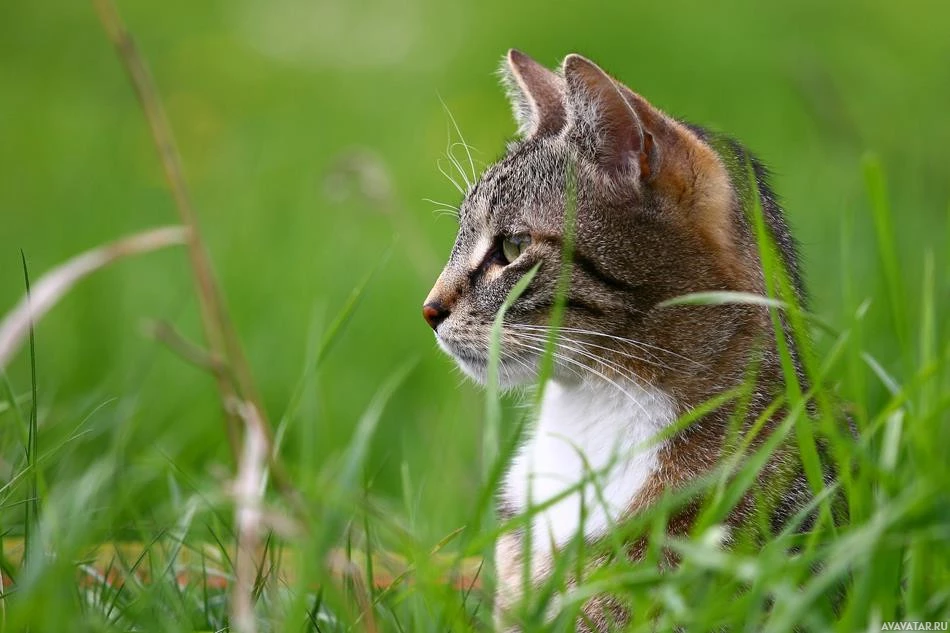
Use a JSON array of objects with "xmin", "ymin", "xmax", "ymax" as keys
[
  {"xmin": 500, "ymin": 49, "xmax": 566, "ymax": 138},
  {"xmin": 562, "ymin": 54, "xmax": 658, "ymax": 182}
]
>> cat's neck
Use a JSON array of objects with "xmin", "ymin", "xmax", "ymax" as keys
[{"xmin": 502, "ymin": 377, "xmax": 676, "ymax": 559}]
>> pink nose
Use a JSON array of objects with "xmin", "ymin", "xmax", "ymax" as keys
[{"xmin": 422, "ymin": 302, "xmax": 449, "ymax": 330}]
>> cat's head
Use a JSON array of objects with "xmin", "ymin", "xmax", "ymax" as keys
[{"xmin": 423, "ymin": 51, "xmax": 768, "ymax": 389}]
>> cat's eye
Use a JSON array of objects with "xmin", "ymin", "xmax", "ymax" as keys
[{"xmin": 500, "ymin": 234, "xmax": 531, "ymax": 264}]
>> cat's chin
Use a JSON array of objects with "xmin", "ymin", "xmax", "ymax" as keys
[
  {"xmin": 456, "ymin": 357, "xmax": 538, "ymax": 389},
  {"xmin": 437, "ymin": 337, "xmax": 537, "ymax": 389}
]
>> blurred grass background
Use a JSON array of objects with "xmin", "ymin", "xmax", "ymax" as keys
[{"xmin": 1, "ymin": 0, "xmax": 948, "ymax": 546}]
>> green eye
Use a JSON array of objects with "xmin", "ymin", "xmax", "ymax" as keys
[{"xmin": 501, "ymin": 234, "xmax": 531, "ymax": 264}]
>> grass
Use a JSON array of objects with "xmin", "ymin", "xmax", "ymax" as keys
[{"xmin": 1, "ymin": 0, "xmax": 949, "ymax": 630}]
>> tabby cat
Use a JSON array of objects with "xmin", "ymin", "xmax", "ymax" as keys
[{"xmin": 423, "ymin": 50, "xmax": 826, "ymax": 630}]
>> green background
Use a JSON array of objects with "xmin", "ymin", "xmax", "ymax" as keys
[{"xmin": 1, "ymin": 0, "xmax": 947, "ymax": 541}]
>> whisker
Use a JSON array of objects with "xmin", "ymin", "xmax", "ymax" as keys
[
  {"xmin": 529, "ymin": 341, "xmax": 652, "ymax": 420},
  {"xmin": 525, "ymin": 331, "xmax": 672, "ymax": 372},
  {"xmin": 499, "ymin": 347, "xmax": 535, "ymax": 377},
  {"xmin": 506, "ymin": 338, "xmax": 584, "ymax": 383},
  {"xmin": 509, "ymin": 324, "xmax": 669, "ymax": 368},
  {"xmin": 522, "ymin": 335, "xmax": 636, "ymax": 378},
  {"xmin": 542, "ymin": 332, "xmax": 682, "ymax": 375},
  {"xmin": 439, "ymin": 95, "xmax": 478, "ymax": 184},
  {"xmin": 445, "ymin": 137, "xmax": 472, "ymax": 190},
  {"xmin": 450, "ymin": 141, "xmax": 480, "ymax": 167},
  {"xmin": 510, "ymin": 324, "xmax": 706, "ymax": 369},
  {"xmin": 430, "ymin": 205, "xmax": 461, "ymax": 220},
  {"xmin": 439, "ymin": 110, "xmax": 472, "ymax": 191},
  {"xmin": 512, "ymin": 332, "xmax": 649, "ymax": 383},
  {"xmin": 437, "ymin": 158, "xmax": 466, "ymax": 195},
  {"xmin": 507, "ymin": 338, "xmax": 652, "ymax": 421},
  {"xmin": 422, "ymin": 198, "xmax": 460, "ymax": 214}
]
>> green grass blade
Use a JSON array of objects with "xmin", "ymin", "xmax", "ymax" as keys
[
  {"xmin": 744, "ymin": 163, "xmax": 827, "ymax": 513},
  {"xmin": 531, "ymin": 161, "xmax": 577, "ymax": 411},
  {"xmin": 658, "ymin": 291, "xmax": 787, "ymax": 310},
  {"xmin": 315, "ymin": 246, "xmax": 392, "ymax": 370},
  {"xmin": 484, "ymin": 262, "xmax": 540, "ymax": 472},
  {"xmin": 20, "ymin": 250, "xmax": 38, "ymax": 568},
  {"xmin": 863, "ymin": 155, "xmax": 910, "ymax": 370}
]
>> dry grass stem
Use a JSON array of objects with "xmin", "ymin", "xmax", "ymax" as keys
[
  {"xmin": 92, "ymin": 0, "xmax": 267, "ymax": 459},
  {"xmin": 328, "ymin": 553, "xmax": 379, "ymax": 633},
  {"xmin": 145, "ymin": 319, "xmax": 231, "ymax": 378},
  {"xmin": 230, "ymin": 398, "xmax": 270, "ymax": 633},
  {"xmin": 0, "ymin": 226, "xmax": 189, "ymax": 371}
]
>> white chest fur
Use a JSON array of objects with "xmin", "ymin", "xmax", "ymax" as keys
[{"xmin": 502, "ymin": 379, "xmax": 675, "ymax": 561}]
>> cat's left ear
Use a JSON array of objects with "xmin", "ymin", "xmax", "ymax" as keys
[{"xmin": 500, "ymin": 49, "xmax": 566, "ymax": 138}]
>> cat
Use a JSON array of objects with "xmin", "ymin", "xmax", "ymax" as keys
[{"xmin": 423, "ymin": 50, "xmax": 833, "ymax": 631}]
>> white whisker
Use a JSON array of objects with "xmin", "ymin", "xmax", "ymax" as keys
[
  {"xmin": 499, "ymin": 347, "xmax": 534, "ymax": 376},
  {"xmin": 511, "ymin": 332, "xmax": 648, "ymax": 384},
  {"xmin": 437, "ymin": 158, "xmax": 466, "ymax": 195},
  {"xmin": 507, "ymin": 338, "xmax": 652, "ymax": 421},
  {"xmin": 516, "ymin": 329, "xmax": 673, "ymax": 373},
  {"xmin": 510, "ymin": 324, "xmax": 706, "ymax": 369},
  {"xmin": 445, "ymin": 137, "xmax": 472, "ymax": 190},
  {"xmin": 439, "ymin": 95, "xmax": 478, "ymax": 184},
  {"xmin": 422, "ymin": 197, "xmax": 460, "ymax": 213},
  {"xmin": 450, "ymin": 142, "xmax": 481, "ymax": 178},
  {"xmin": 509, "ymin": 324, "xmax": 669, "ymax": 369}
]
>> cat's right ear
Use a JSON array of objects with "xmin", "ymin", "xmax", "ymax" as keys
[
  {"xmin": 499, "ymin": 49, "xmax": 566, "ymax": 138},
  {"xmin": 562, "ymin": 54, "xmax": 655, "ymax": 183}
]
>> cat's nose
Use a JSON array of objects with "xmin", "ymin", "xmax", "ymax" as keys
[{"xmin": 422, "ymin": 301, "xmax": 450, "ymax": 330}]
